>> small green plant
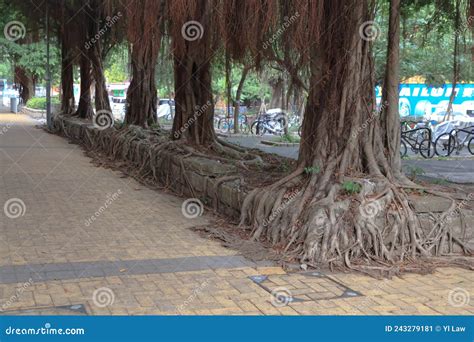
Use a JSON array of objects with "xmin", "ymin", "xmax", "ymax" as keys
[
  {"xmin": 342, "ymin": 181, "xmax": 362, "ymax": 194},
  {"xmin": 406, "ymin": 165, "xmax": 425, "ymax": 180},
  {"xmin": 26, "ymin": 96, "xmax": 60, "ymax": 109},
  {"xmin": 304, "ymin": 166, "xmax": 320, "ymax": 175},
  {"xmin": 279, "ymin": 160, "xmax": 290, "ymax": 173},
  {"xmin": 150, "ymin": 123, "xmax": 160, "ymax": 130},
  {"xmin": 431, "ymin": 178, "xmax": 449, "ymax": 185},
  {"xmin": 276, "ymin": 134, "xmax": 300, "ymax": 143}
]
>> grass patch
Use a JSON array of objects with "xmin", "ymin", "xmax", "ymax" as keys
[{"xmin": 26, "ymin": 96, "xmax": 60, "ymax": 110}]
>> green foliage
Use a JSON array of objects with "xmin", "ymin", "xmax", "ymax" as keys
[
  {"xmin": 406, "ymin": 165, "xmax": 426, "ymax": 180},
  {"xmin": 26, "ymin": 96, "xmax": 59, "ymax": 109},
  {"xmin": 104, "ymin": 44, "xmax": 129, "ymax": 83},
  {"xmin": 279, "ymin": 160, "xmax": 291, "ymax": 173},
  {"xmin": 304, "ymin": 166, "xmax": 320, "ymax": 175},
  {"xmin": 374, "ymin": 0, "xmax": 473, "ymax": 84},
  {"xmin": 276, "ymin": 134, "xmax": 300, "ymax": 143},
  {"xmin": 342, "ymin": 181, "xmax": 362, "ymax": 194}
]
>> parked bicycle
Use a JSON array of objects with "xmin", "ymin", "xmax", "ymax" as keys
[
  {"xmin": 216, "ymin": 114, "xmax": 250, "ymax": 133},
  {"xmin": 434, "ymin": 126, "xmax": 474, "ymax": 157},
  {"xmin": 250, "ymin": 110, "xmax": 287, "ymax": 136},
  {"xmin": 400, "ymin": 123, "xmax": 434, "ymax": 158}
]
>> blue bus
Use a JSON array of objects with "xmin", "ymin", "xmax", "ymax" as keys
[{"xmin": 376, "ymin": 84, "xmax": 474, "ymax": 118}]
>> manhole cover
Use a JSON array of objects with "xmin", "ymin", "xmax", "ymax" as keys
[{"xmin": 249, "ymin": 271, "xmax": 362, "ymax": 304}]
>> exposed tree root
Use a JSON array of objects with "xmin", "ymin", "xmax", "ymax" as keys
[{"xmin": 240, "ymin": 172, "xmax": 473, "ymax": 275}]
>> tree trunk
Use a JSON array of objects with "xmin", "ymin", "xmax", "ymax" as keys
[
  {"xmin": 88, "ymin": 1, "xmax": 111, "ymax": 114},
  {"xmin": 239, "ymin": 0, "xmax": 467, "ymax": 268},
  {"xmin": 171, "ymin": 54, "xmax": 215, "ymax": 144},
  {"xmin": 89, "ymin": 38, "xmax": 111, "ymax": 113},
  {"xmin": 59, "ymin": 30, "xmax": 75, "ymax": 114},
  {"xmin": 225, "ymin": 53, "xmax": 232, "ymax": 129},
  {"xmin": 124, "ymin": 0, "xmax": 164, "ymax": 128},
  {"xmin": 233, "ymin": 65, "xmax": 250, "ymax": 134},
  {"xmin": 269, "ymin": 77, "xmax": 284, "ymax": 108},
  {"xmin": 75, "ymin": 54, "xmax": 94, "ymax": 119},
  {"xmin": 125, "ymin": 47, "xmax": 158, "ymax": 127},
  {"xmin": 381, "ymin": 0, "xmax": 402, "ymax": 174},
  {"xmin": 14, "ymin": 66, "xmax": 34, "ymax": 104},
  {"xmin": 445, "ymin": 0, "xmax": 461, "ymax": 121}
]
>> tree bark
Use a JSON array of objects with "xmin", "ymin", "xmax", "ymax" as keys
[
  {"xmin": 233, "ymin": 65, "xmax": 251, "ymax": 134},
  {"xmin": 225, "ymin": 53, "xmax": 232, "ymax": 130},
  {"xmin": 269, "ymin": 77, "xmax": 284, "ymax": 108},
  {"xmin": 59, "ymin": 26, "xmax": 75, "ymax": 114},
  {"xmin": 124, "ymin": 0, "xmax": 164, "ymax": 127},
  {"xmin": 445, "ymin": 0, "xmax": 461, "ymax": 121},
  {"xmin": 75, "ymin": 53, "xmax": 94, "ymax": 119},
  {"xmin": 171, "ymin": 54, "xmax": 215, "ymax": 144},
  {"xmin": 125, "ymin": 47, "xmax": 158, "ymax": 127},
  {"xmin": 170, "ymin": 0, "xmax": 216, "ymax": 145},
  {"xmin": 14, "ymin": 66, "xmax": 34, "ymax": 104},
  {"xmin": 381, "ymin": 0, "xmax": 402, "ymax": 174},
  {"xmin": 88, "ymin": 0, "xmax": 111, "ymax": 114}
]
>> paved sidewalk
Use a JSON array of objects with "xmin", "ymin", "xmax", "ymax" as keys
[{"xmin": 0, "ymin": 114, "xmax": 473, "ymax": 315}]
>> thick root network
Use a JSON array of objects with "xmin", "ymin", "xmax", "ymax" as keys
[{"xmin": 240, "ymin": 174, "xmax": 473, "ymax": 274}]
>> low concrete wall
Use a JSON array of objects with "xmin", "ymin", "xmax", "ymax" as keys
[
  {"xmin": 21, "ymin": 104, "xmax": 61, "ymax": 119},
  {"xmin": 52, "ymin": 115, "xmax": 473, "ymax": 250},
  {"xmin": 53, "ymin": 115, "xmax": 245, "ymax": 218}
]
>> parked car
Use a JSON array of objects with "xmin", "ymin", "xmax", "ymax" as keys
[
  {"xmin": 111, "ymin": 96, "xmax": 126, "ymax": 121},
  {"xmin": 158, "ymin": 98, "xmax": 175, "ymax": 120}
]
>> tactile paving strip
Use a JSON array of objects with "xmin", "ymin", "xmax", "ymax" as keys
[{"xmin": 0, "ymin": 304, "xmax": 88, "ymax": 316}]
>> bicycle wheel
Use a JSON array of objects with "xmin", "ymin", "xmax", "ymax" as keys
[
  {"xmin": 434, "ymin": 133, "xmax": 456, "ymax": 157},
  {"xmin": 400, "ymin": 140, "xmax": 407, "ymax": 158},
  {"xmin": 239, "ymin": 121, "xmax": 250, "ymax": 134},
  {"xmin": 251, "ymin": 121, "xmax": 264, "ymax": 135},
  {"xmin": 238, "ymin": 115, "xmax": 249, "ymax": 134},
  {"xmin": 217, "ymin": 118, "xmax": 225, "ymax": 130},
  {"xmin": 419, "ymin": 138, "xmax": 434, "ymax": 159},
  {"xmin": 468, "ymin": 137, "xmax": 474, "ymax": 155}
]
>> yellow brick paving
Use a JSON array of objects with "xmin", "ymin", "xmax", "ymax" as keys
[{"xmin": 0, "ymin": 114, "xmax": 473, "ymax": 315}]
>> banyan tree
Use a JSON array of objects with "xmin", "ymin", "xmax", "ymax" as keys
[
  {"xmin": 9, "ymin": 0, "xmax": 470, "ymax": 271},
  {"xmin": 232, "ymin": 0, "xmax": 471, "ymax": 270}
]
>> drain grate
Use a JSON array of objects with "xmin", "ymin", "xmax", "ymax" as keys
[
  {"xmin": 249, "ymin": 270, "xmax": 362, "ymax": 304},
  {"xmin": 0, "ymin": 304, "xmax": 88, "ymax": 315}
]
